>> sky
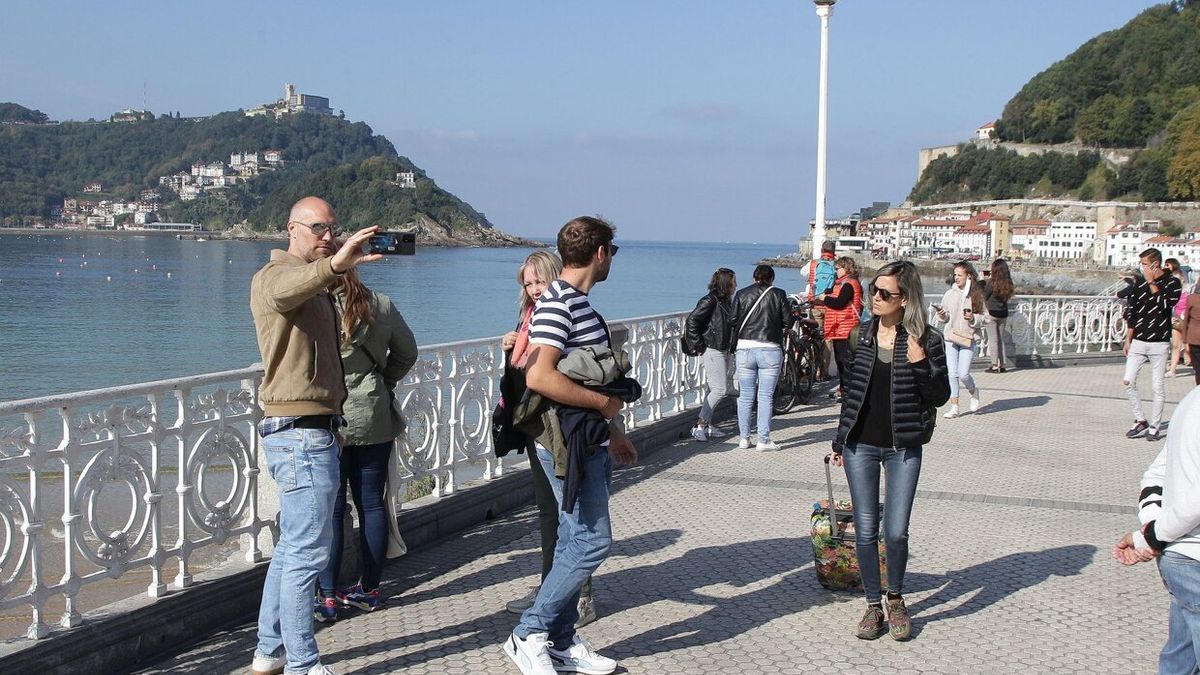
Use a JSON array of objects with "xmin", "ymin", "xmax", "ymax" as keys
[{"xmin": 0, "ymin": 1, "xmax": 1165, "ymax": 243}]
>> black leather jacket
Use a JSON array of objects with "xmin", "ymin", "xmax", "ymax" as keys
[
  {"xmin": 685, "ymin": 292, "xmax": 733, "ymax": 352},
  {"xmin": 729, "ymin": 285, "xmax": 792, "ymax": 349}
]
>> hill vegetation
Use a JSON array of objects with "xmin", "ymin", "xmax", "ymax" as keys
[
  {"xmin": 0, "ymin": 104, "xmax": 517, "ymax": 240},
  {"xmin": 912, "ymin": 1, "xmax": 1200, "ymax": 204}
]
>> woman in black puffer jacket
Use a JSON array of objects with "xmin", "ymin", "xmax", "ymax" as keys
[{"xmin": 830, "ymin": 260, "xmax": 950, "ymax": 643}]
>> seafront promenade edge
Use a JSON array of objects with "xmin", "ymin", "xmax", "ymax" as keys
[{"xmin": 129, "ymin": 361, "xmax": 1184, "ymax": 674}]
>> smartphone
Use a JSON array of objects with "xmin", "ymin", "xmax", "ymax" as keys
[
  {"xmin": 931, "ymin": 303, "xmax": 943, "ymax": 312},
  {"xmin": 362, "ymin": 232, "xmax": 416, "ymax": 255}
]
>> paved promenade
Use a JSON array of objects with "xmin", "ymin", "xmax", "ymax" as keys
[{"xmin": 139, "ymin": 362, "xmax": 1192, "ymax": 674}]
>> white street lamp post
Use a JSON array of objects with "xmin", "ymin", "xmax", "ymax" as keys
[{"xmin": 811, "ymin": 0, "xmax": 836, "ymax": 257}]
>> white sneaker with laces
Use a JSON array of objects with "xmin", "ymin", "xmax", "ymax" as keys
[
  {"xmin": 737, "ymin": 437, "xmax": 751, "ymax": 449},
  {"xmin": 547, "ymin": 634, "xmax": 617, "ymax": 675},
  {"xmin": 943, "ymin": 405, "xmax": 959, "ymax": 419},
  {"xmin": 305, "ymin": 665, "xmax": 336, "ymax": 675},
  {"xmin": 756, "ymin": 439, "xmax": 780, "ymax": 452},
  {"xmin": 504, "ymin": 631, "xmax": 556, "ymax": 675},
  {"xmin": 250, "ymin": 653, "xmax": 286, "ymax": 675},
  {"xmin": 690, "ymin": 425, "xmax": 708, "ymax": 442},
  {"xmin": 705, "ymin": 425, "xmax": 728, "ymax": 439},
  {"xmin": 969, "ymin": 390, "xmax": 981, "ymax": 413}
]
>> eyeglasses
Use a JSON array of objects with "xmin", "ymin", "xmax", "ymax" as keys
[
  {"xmin": 608, "ymin": 244, "xmax": 620, "ymax": 256},
  {"xmin": 290, "ymin": 220, "xmax": 342, "ymax": 237},
  {"xmin": 869, "ymin": 282, "xmax": 903, "ymax": 302}
]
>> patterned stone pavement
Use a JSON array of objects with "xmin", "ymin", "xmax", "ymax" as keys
[{"xmin": 137, "ymin": 361, "xmax": 1194, "ymax": 674}]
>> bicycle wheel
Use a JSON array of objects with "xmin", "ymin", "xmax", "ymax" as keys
[
  {"xmin": 795, "ymin": 342, "xmax": 816, "ymax": 402},
  {"xmin": 773, "ymin": 345, "xmax": 798, "ymax": 414}
]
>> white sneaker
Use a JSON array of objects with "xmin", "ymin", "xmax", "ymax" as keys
[
  {"xmin": 690, "ymin": 425, "xmax": 708, "ymax": 442},
  {"xmin": 305, "ymin": 665, "xmax": 336, "ymax": 675},
  {"xmin": 943, "ymin": 405, "xmax": 959, "ymax": 419},
  {"xmin": 737, "ymin": 437, "xmax": 751, "ymax": 449},
  {"xmin": 250, "ymin": 653, "xmax": 286, "ymax": 675},
  {"xmin": 504, "ymin": 631, "xmax": 556, "ymax": 675},
  {"xmin": 547, "ymin": 634, "xmax": 617, "ymax": 675},
  {"xmin": 756, "ymin": 440, "xmax": 780, "ymax": 452},
  {"xmin": 705, "ymin": 425, "xmax": 729, "ymax": 439},
  {"xmin": 969, "ymin": 390, "xmax": 981, "ymax": 413}
]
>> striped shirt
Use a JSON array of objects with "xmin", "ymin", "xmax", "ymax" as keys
[
  {"xmin": 1124, "ymin": 274, "xmax": 1182, "ymax": 343},
  {"xmin": 529, "ymin": 280, "xmax": 609, "ymax": 354}
]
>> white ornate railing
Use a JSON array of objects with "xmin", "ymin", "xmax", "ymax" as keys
[
  {"xmin": 0, "ymin": 311, "xmax": 701, "ymax": 640},
  {"xmin": 928, "ymin": 294, "xmax": 1125, "ymax": 358}
]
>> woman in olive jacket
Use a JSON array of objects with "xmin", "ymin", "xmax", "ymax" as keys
[
  {"xmin": 831, "ymin": 260, "xmax": 950, "ymax": 642},
  {"xmin": 316, "ymin": 267, "xmax": 417, "ymax": 620}
]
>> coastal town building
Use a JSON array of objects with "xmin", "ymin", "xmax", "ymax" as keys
[
  {"xmin": 1012, "ymin": 219, "xmax": 1098, "ymax": 260},
  {"xmin": 1104, "ymin": 220, "xmax": 1159, "ymax": 266},
  {"xmin": 976, "ymin": 121, "xmax": 997, "ymax": 141},
  {"xmin": 83, "ymin": 182, "xmax": 102, "ymax": 193},
  {"xmin": 395, "ymin": 171, "xmax": 416, "ymax": 189}
]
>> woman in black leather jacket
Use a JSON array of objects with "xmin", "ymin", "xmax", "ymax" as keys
[
  {"xmin": 729, "ymin": 264, "xmax": 792, "ymax": 451},
  {"xmin": 830, "ymin": 260, "xmax": 950, "ymax": 642},
  {"xmin": 685, "ymin": 268, "xmax": 737, "ymax": 441}
]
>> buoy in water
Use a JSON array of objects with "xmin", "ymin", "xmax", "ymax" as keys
[{"xmin": 106, "ymin": 275, "xmax": 112, "ymax": 282}]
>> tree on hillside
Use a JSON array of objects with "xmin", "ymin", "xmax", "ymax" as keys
[
  {"xmin": 1167, "ymin": 110, "xmax": 1200, "ymax": 199},
  {"xmin": 0, "ymin": 103, "xmax": 50, "ymax": 124}
]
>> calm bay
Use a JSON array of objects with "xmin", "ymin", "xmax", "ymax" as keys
[{"xmin": 0, "ymin": 233, "xmax": 818, "ymax": 402}]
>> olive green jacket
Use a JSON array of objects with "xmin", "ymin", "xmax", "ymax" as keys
[{"xmin": 335, "ymin": 290, "xmax": 418, "ymax": 446}]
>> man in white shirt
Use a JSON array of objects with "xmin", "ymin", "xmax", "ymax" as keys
[{"xmin": 1114, "ymin": 386, "xmax": 1200, "ymax": 674}]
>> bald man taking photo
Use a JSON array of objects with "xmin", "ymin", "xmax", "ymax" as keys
[{"xmin": 249, "ymin": 197, "xmax": 381, "ymax": 675}]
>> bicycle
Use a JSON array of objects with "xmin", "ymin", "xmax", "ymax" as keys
[{"xmin": 773, "ymin": 296, "xmax": 822, "ymax": 414}]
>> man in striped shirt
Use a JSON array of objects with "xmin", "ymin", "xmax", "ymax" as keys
[
  {"xmin": 1120, "ymin": 247, "xmax": 1182, "ymax": 442},
  {"xmin": 504, "ymin": 216, "xmax": 635, "ymax": 675}
]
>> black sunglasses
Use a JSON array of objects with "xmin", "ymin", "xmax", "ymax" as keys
[
  {"xmin": 608, "ymin": 244, "xmax": 619, "ymax": 256},
  {"xmin": 869, "ymin": 282, "xmax": 903, "ymax": 302}
]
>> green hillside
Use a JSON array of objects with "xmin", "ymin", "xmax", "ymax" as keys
[
  {"xmin": 911, "ymin": 1, "xmax": 1200, "ymax": 204},
  {"xmin": 0, "ymin": 105, "xmax": 508, "ymax": 236}
]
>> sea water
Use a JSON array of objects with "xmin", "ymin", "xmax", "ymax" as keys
[{"xmin": 0, "ymin": 234, "xmax": 819, "ymax": 401}]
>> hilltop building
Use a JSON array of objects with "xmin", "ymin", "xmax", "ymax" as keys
[
  {"xmin": 110, "ymin": 109, "xmax": 154, "ymax": 123},
  {"xmin": 246, "ymin": 83, "xmax": 333, "ymax": 118}
]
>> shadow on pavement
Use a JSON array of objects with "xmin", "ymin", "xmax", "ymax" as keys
[
  {"xmin": 973, "ymin": 395, "xmax": 1051, "ymax": 415},
  {"xmin": 903, "ymin": 544, "xmax": 1096, "ymax": 636}
]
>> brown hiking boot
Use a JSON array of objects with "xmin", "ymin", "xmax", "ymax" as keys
[
  {"xmin": 886, "ymin": 595, "xmax": 912, "ymax": 641},
  {"xmin": 855, "ymin": 604, "xmax": 885, "ymax": 640}
]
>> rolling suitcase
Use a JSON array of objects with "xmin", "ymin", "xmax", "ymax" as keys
[{"xmin": 810, "ymin": 456, "xmax": 887, "ymax": 592}]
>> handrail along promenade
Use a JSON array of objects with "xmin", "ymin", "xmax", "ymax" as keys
[{"xmin": 0, "ymin": 295, "xmax": 1123, "ymax": 643}]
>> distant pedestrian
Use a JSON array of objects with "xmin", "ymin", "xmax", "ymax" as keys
[
  {"xmin": 730, "ymin": 264, "xmax": 791, "ymax": 451},
  {"xmin": 935, "ymin": 261, "xmax": 986, "ymax": 418},
  {"xmin": 684, "ymin": 267, "xmax": 737, "ymax": 441},
  {"xmin": 1113, "ymin": 385, "xmax": 1200, "ymax": 674},
  {"xmin": 983, "ymin": 258, "xmax": 1015, "ymax": 373},
  {"xmin": 1182, "ymin": 279, "xmax": 1200, "ymax": 386},
  {"xmin": 249, "ymin": 196, "xmax": 382, "ymax": 675},
  {"xmin": 500, "ymin": 251, "xmax": 598, "ymax": 627},
  {"xmin": 1122, "ymin": 247, "xmax": 1182, "ymax": 442},
  {"xmin": 808, "ymin": 241, "xmax": 838, "ymax": 380},
  {"xmin": 832, "ymin": 260, "xmax": 950, "ymax": 641},
  {"xmin": 314, "ymin": 266, "xmax": 417, "ymax": 622},
  {"xmin": 1165, "ymin": 258, "xmax": 1192, "ymax": 377},
  {"xmin": 817, "ymin": 256, "xmax": 863, "ymax": 401}
]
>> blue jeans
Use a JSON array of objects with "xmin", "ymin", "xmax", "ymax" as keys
[
  {"xmin": 255, "ymin": 428, "xmax": 340, "ymax": 674},
  {"xmin": 736, "ymin": 347, "xmax": 782, "ymax": 442},
  {"xmin": 516, "ymin": 444, "xmax": 613, "ymax": 649},
  {"xmin": 944, "ymin": 341, "xmax": 976, "ymax": 400},
  {"xmin": 318, "ymin": 441, "xmax": 392, "ymax": 597},
  {"xmin": 1159, "ymin": 551, "xmax": 1200, "ymax": 675},
  {"xmin": 842, "ymin": 442, "xmax": 922, "ymax": 601}
]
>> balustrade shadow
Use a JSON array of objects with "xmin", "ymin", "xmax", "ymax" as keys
[
  {"xmin": 972, "ymin": 395, "xmax": 1051, "ymax": 415},
  {"xmin": 899, "ymin": 544, "xmax": 1095, "ymax": 638}
]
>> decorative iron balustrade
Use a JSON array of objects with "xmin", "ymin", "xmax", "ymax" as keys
[
  {"xmin": 0, "ymin": 311, "xmax": 701, "ymax": 640},
  {"xmin": 0, "ymin": 296, "xmax": 1122, "ymax": 640}
]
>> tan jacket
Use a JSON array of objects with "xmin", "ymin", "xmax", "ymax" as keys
[{"xmin": 250, "ymin": 249, "xmax": 347, "ymax": 417}]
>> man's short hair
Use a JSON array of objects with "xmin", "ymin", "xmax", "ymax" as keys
[
  {"xmin": 821, "ymin": 240, "xmax": 836, "ymax": 254},
  {"xmin": 1139, "ymin": 247, "xmax": 1162, "ymax": 265},
  {"xmin": 557, "ymin": 216, "xmax": 615, "ymax": 268}
]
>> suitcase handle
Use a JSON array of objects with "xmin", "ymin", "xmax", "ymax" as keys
[{"xmin": 824, "ymin": 454, "xmax": 843, "ymax": 539}]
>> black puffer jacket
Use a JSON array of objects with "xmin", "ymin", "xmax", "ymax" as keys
[
  {"xmin": 833, "ymin": 320, "xmax": 951, "ymax": 453},
  {"xmin": 685, "ymin": 292, "xmax": 733, "ymax": 352},
  {"xmin": 729, "ymin": 284, "xmax": 791, "ymax": 349}
]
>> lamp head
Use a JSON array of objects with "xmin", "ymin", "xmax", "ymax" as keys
[{"xmin": 814, "ymin": 0, "xmax": 837, "ymax": 5}]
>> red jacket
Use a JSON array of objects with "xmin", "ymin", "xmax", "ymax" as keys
[{"xmin": 823, "ymin": 276, "xmax": 863, "ymax": 340}]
